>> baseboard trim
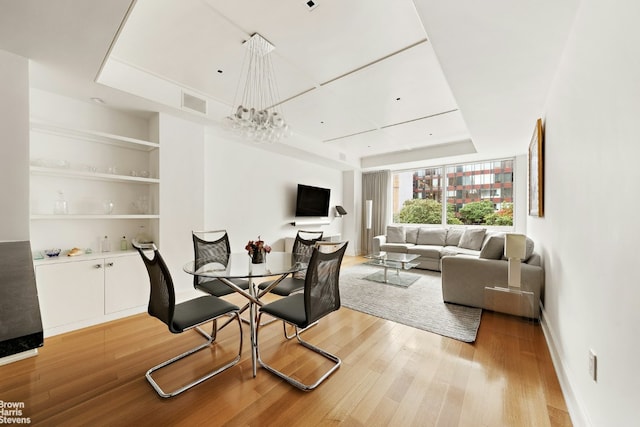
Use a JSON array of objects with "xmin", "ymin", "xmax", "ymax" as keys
[
  {"xmin": 540, "ymin": 303, "xmax": 591, "ymax": 427},
  {"xmin": 0, "ymin": 348, "xmax": 38, "ymax": 367}
]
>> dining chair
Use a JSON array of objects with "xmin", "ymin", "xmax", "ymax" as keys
[
  {"xmin": 192, "ymin": 230, "xmax": 251, "ymax": 336},
  {"xmin": 257, "ymin": 230, "xmax": 324, "ymax": 336},
  {"xmin": 133, "ymin": 241, "xmax": 243, "ymax": 398},
  {"xmin": 256, "ymin": 241, "xmax": 348, "ymax": 391},
  {"xmin": 192, "ymin": 230, "xmax": 251, "ymax": 297},
  {"xmin": 258, "ymin": 230, "xmax": 323, "ymax": 297}
]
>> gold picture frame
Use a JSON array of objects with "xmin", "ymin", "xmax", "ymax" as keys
[{"xmin": 528, "ymin": 118, "xmax": 544, "ymax": 217}]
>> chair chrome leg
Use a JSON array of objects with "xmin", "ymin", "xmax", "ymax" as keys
[
  {"xmin": 256, "ymin": 312, "xmax": 341, "ymax": 391},
  {"xmin": 146, "ymin": 311, "xmax": 243, "ymax": 398},
  {"xmin": 283, "ymin": 320, "xmax": 318, "ymax": 340}
]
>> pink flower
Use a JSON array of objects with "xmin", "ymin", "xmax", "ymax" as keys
[{"xmin": 246, "ymin": 236, "xmax": 272, "ymax": 255}]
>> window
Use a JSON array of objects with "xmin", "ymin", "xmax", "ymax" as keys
[{"xmin": 392, "ymin": 158, "xmax": 514, "ymax": 226}]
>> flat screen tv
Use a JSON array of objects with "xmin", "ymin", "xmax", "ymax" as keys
[{"xmin": 295, "ymin": 184, "xmax": 331, "ymax": 217}]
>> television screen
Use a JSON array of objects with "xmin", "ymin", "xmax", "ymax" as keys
[{"xmin": 295, "ymin": 184, "xmax": 331, "ymax": 217}]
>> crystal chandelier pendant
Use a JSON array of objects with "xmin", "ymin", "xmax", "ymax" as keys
[{"xmin": 227, "ymin": 33, "xmax": 289, "ymax": 143}]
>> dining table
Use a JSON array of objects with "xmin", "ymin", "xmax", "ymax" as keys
[{"xmin": 183, "ymin": 251, "xmax": 307, "ymax": 377}]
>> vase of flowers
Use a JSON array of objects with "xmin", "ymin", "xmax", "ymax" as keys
[{"xmin": 246, "ymin": 236, "xmax": 271, "ymax": 264}]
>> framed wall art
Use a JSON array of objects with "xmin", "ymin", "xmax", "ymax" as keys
[{"xmin": 528, "ymin": 118, "xmax": 544, "ymax": 217}]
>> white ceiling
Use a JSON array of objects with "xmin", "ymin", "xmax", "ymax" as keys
[{"xmin": 0, "ymin": 0, "xmax": 581, "ymax": 171}]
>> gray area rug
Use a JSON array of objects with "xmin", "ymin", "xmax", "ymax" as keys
[{"xmin": 339, "ymin": 264, "xmax": 482, "ymax": 343}]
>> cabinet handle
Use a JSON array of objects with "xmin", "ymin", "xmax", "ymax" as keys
[
  {"xmin": 106, "ymin": 262, "xmax": 114, "ymax": 267},
  {"xmin": 94, "ymin": 264, "xmax": 102, "ymax": 269}
]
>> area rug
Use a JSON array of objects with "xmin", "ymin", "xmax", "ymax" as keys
[{"xmin": 339, "ymin": 264, "xmax": 482, "ymax": 342}]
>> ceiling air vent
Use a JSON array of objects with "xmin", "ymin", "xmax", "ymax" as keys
[{"xmin": 182, "ymin": 92, "xmax": 207, "ymax": 115}]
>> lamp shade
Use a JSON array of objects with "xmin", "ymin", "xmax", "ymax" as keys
[
  {"xmin": 505, "ymin": 234, "xmax": 526, "ymax": 259},
  {"xmin": 365, "ymin": 200, "xmax": 373, "ymax": 230}
]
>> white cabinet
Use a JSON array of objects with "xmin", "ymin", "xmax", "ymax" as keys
[
  {"xmin": 35, "ymin": 252, "xmax": 149, "ymax": 336},
  {"xmin": 35, "ymin": 258, "xmax": 105, "ymax": 330},
  {"xmin": 104, "ymin": 254, "xmax": 149, "ymax": 314}
]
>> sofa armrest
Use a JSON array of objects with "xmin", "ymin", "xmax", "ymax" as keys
[
  {"xmin": 372, "ymin": 235, "xmax": 386, "ymax": 253},
  {"xmin": 441, "ymin": 255, "xmax": 544, "ymax": 316}
]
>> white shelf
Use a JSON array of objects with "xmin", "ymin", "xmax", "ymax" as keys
[
  {"xmin": 31, "ymin": 214, "xmax": 159, "ymax": 220},
  {"xmin": 30, "ymin": 166, "xmax": 159, "ymax": 184},
  {"xmin": 30, "ymin": 119, "xmax": 159, "ymax": 151},
  {"xmin": 291, "ymin": 218, "xmax": 331, "ymax": 226}
]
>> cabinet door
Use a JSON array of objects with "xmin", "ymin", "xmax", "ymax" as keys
[
  {"xmin": 35, "ymin": 260, "xmax": 105, "ymax": 330},
  {"xmin": 104, "ymin": 255, "xmax": 149, "ymax": 314}
]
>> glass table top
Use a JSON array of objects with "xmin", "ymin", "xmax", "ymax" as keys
[
  {"xmin": 183, "ymin": 252, "xmax": 307, "ymax": 279},
  {"xmin": 364, "ymin": 252, "xmax": 420, "ymax": 264}
]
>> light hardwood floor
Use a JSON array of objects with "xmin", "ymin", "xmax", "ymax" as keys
[{"xmin": 0, "ymin": 257, "xmax": 572, "ymax": 426}]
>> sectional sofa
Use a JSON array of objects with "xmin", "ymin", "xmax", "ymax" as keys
[{"xmin": 372, "ymin": 225, "xmax": 544, "ymax": 318}]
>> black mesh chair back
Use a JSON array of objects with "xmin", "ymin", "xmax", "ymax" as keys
[
  {"xmin": 192, "ymin": 230, "xmax": 232, "ymax": 288},
  {"xmin": 191, "ymin": 230, "xmax": 250, "ymax": 298},
  {"xmin": 304, "ymin": 242, "xmax": 346, "ymax": 325},
  {"xmin": 135, "ymin": 243, "xmax": 177, "ymax": 331},
  {"xmin": 291, "ymin": 230, "xmax": 324, "ymax": 279}
]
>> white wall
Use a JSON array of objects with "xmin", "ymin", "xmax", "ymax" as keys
[
  {"xmin": 157, "ymin": 113, "xmax": 205, "ymax": 294},
  {"xmin": 0, "ymin": 50, "xmax": 29, "ymax": 241},
  {"xmin": 203, "ymin": 127, "xmax": 344, "ymax": 254},
  {"xmin": 530, "ymin": 1, "xmax": 640, "ymax": 425}
]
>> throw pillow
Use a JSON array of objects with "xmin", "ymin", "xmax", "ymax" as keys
[
  {"xmin": 479, "ymin": 235, "xmax": 505, "ymax": 259},
  {"xmin": 524, "ymin": 237, "xmax": 535, "ymax": 261},
  {"xmin": 405, "ymin": 227, "xmax": 419, "ymax": 244},
  {"xmin": 458, "ymin": 228, "xmax": 487, "ymax": 250},
  {"xmin": 386, "ymin": 226, "xmax": 406, "ymax": 243},
  {"xmin": 445, "ymin": 228, "xmax": 464, "ymax": 246},
  {"xmin": 416, "ymin": 228, "xmax": 447, "ymax": 245}
]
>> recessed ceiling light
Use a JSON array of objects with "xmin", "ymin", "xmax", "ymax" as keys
[
  {"xmin": 395, "ymin": 97, "xmax": 401, "ymax": 101},
  {"xmin": 90, "ymin": 97, "xmax": 105, "ymax": 104},
  {"xmin": 217, "ymin": 69, "xmax": 223, "ymax": 74}
]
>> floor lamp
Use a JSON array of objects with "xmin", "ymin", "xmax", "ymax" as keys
[{"xmin": 365, "ymin": 200, "xmax": 372, "ymax": 253}]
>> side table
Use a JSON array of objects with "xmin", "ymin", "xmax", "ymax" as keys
[{"xmin": 483, "ymin": 286, "xmax": 538, "ymax": 320}]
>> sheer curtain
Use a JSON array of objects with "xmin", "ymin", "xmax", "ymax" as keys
[{"xmin": 361, "ymin": 170, "xmax": 390, "ymax": 254}]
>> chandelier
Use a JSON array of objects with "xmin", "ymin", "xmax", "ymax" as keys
[{"xmin": 227, "ymin": 33, "xmax": 289, "ymax": 142}]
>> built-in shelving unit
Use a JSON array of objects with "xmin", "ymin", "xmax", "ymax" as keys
[{"xmin": 29, "ymin": 117, "xmax": 160, "ymax": 254}]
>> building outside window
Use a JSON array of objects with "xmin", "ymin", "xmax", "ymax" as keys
[{"xmin": 392, "ymin": 158, "xmax": 514, "ymax": 226}]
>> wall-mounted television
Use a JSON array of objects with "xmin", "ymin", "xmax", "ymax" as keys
[{"xmin": 295, "ymin": 184, "xmax": 331, "ymax": 217}]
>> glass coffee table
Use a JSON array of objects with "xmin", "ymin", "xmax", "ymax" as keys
[{"xmin": 363, "ymin": 252, "xmax": 421, "ymax": 286}]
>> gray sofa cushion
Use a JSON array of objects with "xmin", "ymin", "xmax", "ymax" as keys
[
  {"xmin": 405, "ymin": 227, "xmax": 419, "ymax": 244},
  {"xmin": 386, "ymin": 226, "xmax": 406, "ymax": 243},
  {"xmin": 445, "ymin": 228, "xmax": 464, "ymax": 246},
  {"xmin": 458, "ymin": 228, "xmax": 486, "ymax": 250},
  {"xmin": 408, "ymin": 245, "xmax": 442, "ymax": 258},
  {"xmin": 479, "ymin": 235, "xmax": 505, "ymax": 260},
  {"xmin": 379, "ymin": 243, "xmax": 413, "ymax": 253},
  {"xmin": 417, "ymin": 228, "xmax": 447, "ymax": 245},
  {"xmin": 443, "ymin": 245, "xmax": 481, "ymax": 257}
]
